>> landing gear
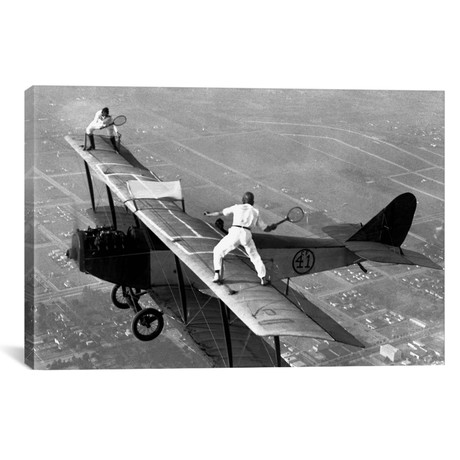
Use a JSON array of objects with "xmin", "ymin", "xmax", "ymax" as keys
[
  {"xmin": 111, "ymin": 285, "xmax": 164, "ymax": 341},
  {"xmin": 132, "ymin": 308, "xmax": 164, "ymax": 341},
  {"xmin": 111, "ymin": 285, "xmax": 130, "ymax": 309}
]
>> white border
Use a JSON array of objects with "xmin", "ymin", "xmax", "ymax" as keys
[{"xmin": 3, "ymin": 2, "xmax": 458, "ymax": 459}]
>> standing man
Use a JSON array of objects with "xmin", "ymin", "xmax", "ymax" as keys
[
  {"xmin": 84, "ymin": 107, "xmax": 119, "ymax": 151},
  {"xmin": 204, "ymin": 191, "xmax": 277, "ymax": 285}
]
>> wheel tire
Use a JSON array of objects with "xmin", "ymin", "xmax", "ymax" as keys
[
  {"xmin": 132, "ymin": 308, "xmax": 164, "ymax": 341},
  {"xmin": 111, "ymin": 285, "xmax": 130, "ymax": 310}
]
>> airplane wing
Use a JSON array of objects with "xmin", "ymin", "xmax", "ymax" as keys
[{"xmin": 65, "ymin": 136, "xmax": 363, "ymax": 346}]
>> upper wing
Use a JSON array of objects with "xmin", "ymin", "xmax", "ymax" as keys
[{"xmin": 65, "ymin": 136, "xmax": 362, "ymax": 344}]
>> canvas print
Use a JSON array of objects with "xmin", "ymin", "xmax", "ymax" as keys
[{"xmin": 24, "ymin": 86, "xmax": 444, "ymax": 369}]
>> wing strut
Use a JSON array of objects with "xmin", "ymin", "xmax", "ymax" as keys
[
  {"xmin": 106, "ymin": 185, "xmax": 117, "ymax": 229},
  {"xmin": 219, "ymin": 300, "xmax": 233, "ymax": 368},
  {"xmin": 84, "ymin": 161, "xmax": 96, "ymax": 213},
  {"xmin": 285, "ymin": 278, "xmax": 291, "ymax": 296},
  {"xmin": 174, "ymin": 255, "xmax": 188, "ymax": 323},
  {"xmin": 274, "ymin": 336, "xmax": 282, "ymax": 367}
]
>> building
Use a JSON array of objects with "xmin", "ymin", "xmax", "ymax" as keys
[
  {"xmin": 380, "ymin": 344, "xmax": 402, "ymax": 362},
  {"xmin": 313, "ymin": 340, "xmax": 330, "ymax": 352},
  {"xmin": 410, "ymin": 318, "xmax": 427, "ymax": 328},
  {"xmin": 409, "ymin": 348, "xmax": 428, "ymax": 361}
]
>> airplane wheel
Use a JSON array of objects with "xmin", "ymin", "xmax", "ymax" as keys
[
  {"xmin": 132, "ymin": 308, "xmax": 164, "ymax": 341},
  {"xmin": 111, "ymin": 285, "xmax": 130, "ymax": 310}
]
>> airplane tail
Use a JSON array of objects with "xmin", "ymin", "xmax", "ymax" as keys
[
  {"xmin": 323, "ymin": 193, "xmax": 442, "ymax": 270},
  {"xmin": 347, "ymin": 192, "xmax": 416, "ymax": 247}
]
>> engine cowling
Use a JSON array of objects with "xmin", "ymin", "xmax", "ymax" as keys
[{"xmin": 67, "ymin": 226, "xmax": 153, "ymax": 289}]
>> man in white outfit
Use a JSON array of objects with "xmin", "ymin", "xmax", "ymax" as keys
[
  {"xmin": 204, "ymin": 192, "xmax": 277, "ymax": 285},
  {"xmin": 84, "ymin": 107, "xmax": 119, "ymax": 151}
]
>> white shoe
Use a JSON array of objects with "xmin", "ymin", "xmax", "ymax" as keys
[{"xmin": 213, "ymin": 272, "xmax": 221, "ymax": 283}]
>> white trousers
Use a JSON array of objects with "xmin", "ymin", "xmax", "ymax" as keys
[
  {"xmin": 213, "ymin": 227, "xmax": 266, "ymax": 279},
  {"xmin": 86, "ymin": 122, "xmax": 101, "ymax": 135},
  {"xmin": 86, "ymin": 122, "xmax": 117, "ymax": 137}
]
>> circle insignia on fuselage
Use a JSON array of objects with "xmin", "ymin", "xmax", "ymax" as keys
[{"xmin": 292, "ymin": 249, "xmax": 315, "ymax": 274}]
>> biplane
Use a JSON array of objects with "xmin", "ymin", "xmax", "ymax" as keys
[{"xmin": 64, "ymin": 128, "xmax": 442, "ymax": 367}]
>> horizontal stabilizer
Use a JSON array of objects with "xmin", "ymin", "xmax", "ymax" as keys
[
  {"xmin": 397, "ymin": 248, "xmax": 443, "ymax": 270},
  {"xmin": 345, "ymin": 241, "xmax": 442, "ymax": 270},
  {"xmin": 322, "ymin": 224, "xmax": 362, "ymax": 243}
]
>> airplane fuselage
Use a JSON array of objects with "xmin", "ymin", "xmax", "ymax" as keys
[{"xmin": 68, "ymin": 225, "xmax": 361, "ymax": 290}]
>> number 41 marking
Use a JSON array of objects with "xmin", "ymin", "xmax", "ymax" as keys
[{"xmin": 292, "ymin": 249, "xmax": 314, "ymax": 274}]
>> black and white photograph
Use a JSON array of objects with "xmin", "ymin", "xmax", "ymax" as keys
[
  {"xmin": 24, "ymin": 86, "xmax": 445, "ymax": 370},
  {"xmin": 3, "ymin": 1, "xmax": 459, "ymax": 460}
]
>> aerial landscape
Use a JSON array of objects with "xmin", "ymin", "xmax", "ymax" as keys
[
  {"xmin": 25, "ymin": 86, "xmax": 444, "ymax": 369},
  {"xmin": 9, "ymin": 3, "xmax": 458, "ymax": 459}
]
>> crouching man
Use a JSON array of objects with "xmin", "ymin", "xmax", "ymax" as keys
[{"xmin": 84, "ymin": 107, "xmax": 119, "ymax": 151}]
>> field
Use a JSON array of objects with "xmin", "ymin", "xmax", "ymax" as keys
[{"xmin": 25, "ymin": 86, "xmax": 444, "ymax": 369}]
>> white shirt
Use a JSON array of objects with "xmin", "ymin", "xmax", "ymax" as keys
[
  {"xmin": 87, "ymin": 110, "xmax": 118, "ymax": 136},
  {"xmin": 222, "ymin": 204, "xmax": 267, "ymax": 230}
]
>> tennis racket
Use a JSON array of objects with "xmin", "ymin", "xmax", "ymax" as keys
[
  {"xmin": 103, "ymin": 115, "xmax": 127, "ymax": 128},
  {"xmin": 274, "ymin": 206, "xmax": 304, "ymax": 226}
]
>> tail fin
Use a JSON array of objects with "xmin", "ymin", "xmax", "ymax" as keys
[
  {"xmin": 347, "ymin": 192, "xmax": 416, "ymax": 247},
  {"xmin": 344, "ymin": 193, "xmax": 442, "ymax": 270}
]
